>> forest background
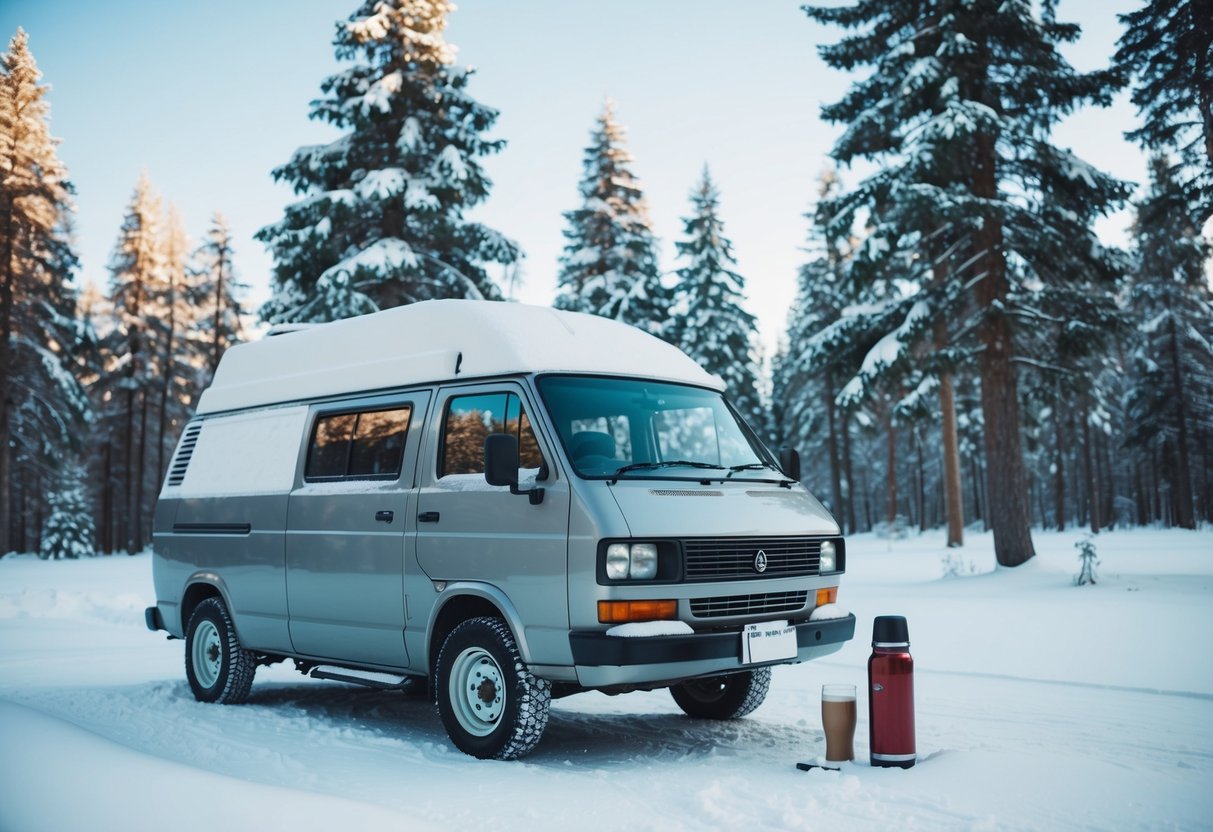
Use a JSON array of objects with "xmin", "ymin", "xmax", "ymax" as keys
[{"xmin": 1, "ymin": 0, "xmax": 1209, "ymax": 567}]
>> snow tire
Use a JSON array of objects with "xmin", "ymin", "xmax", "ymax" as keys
[
  {"xmin": 670, "ymin": 667, "xmax": 771, "ymax": 720},
  {"xmin": 435, "ymin": 616, "xmax": 551, "ymax": 760},
  {"xmin": 185, "ymin": 596, "xmax": 257, "ymax": 704}
]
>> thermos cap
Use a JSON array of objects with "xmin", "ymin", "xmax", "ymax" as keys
[{"xmin": 872, "ymin": 615, "xmax": 910, "ymax": 647}]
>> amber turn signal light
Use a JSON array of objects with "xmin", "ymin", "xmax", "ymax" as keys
[
  {"xmin": 815, "ymin": 587, "xmax": 838, "ymax": 607},
  {"xmin": 597, "ymin": 599, "xmax": 678, "ymax": 624}
]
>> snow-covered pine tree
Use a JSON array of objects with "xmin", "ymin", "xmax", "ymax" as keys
[
  {"xmin": 804, "ymin": 0, "xmax": 1132, "ymax": 566},
  {"xmin": 0, "ymin": 28, "xmax": 91, "ymax": 554},
  {"xmin": 153, "ymin": 206, "xmax": 205, "ymax": 501},
  {"xmin": 1116, "ymin": 0, "xmax": 1213, "ymax": 224},
  {"xmin": 39, "ymin": 461, "xmax": 94, "ymax": 559},
  {"xmin": 192, "ymin": 211, "xmax": 245, "ymax": 380},
  {"xmin": 555, "ymin": 101, "xmax": 670, "ymax": 337},
  {"xmin": 97, "ymin": 173, "xmax": 165, "ymax": 553},
  {"xmin": 258, "ymin": 0, "xmax": 518, "ymax": 323},
  {"xmin": 670, "ymin": 166, "xmax": 763, "ymax": 430},
  {"xmin": 778, "ymin": 170, "xmax": 866, "ymax": 531},
  {"xmin": 1124, "ymin": 155, "xmax": 1213, "ymax": 528}
]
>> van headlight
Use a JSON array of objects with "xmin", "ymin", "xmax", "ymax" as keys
[
  {"xmin": 630, "ymin": 543, "xmax": 658, "ymax": 580},
  {"xmin": 605, "ymin": 542, "xmax": 659, "ymax": 580},
  {"xmin": 819, "ymin": 540, "xmax": 837, "ymax": 573}
]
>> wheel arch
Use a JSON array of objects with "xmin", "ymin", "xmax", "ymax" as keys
[
  {"xmin": 180, "ymin": 574, "xmax": 232, "ymax": 635},
  {"xmin": 425, "ymin": 583, "xmax": 532, "ymax": 678}
]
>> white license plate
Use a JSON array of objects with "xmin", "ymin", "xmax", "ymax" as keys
[{"xmin": 741, "ymin": 620, "xmax": 797, "ymax": 665}]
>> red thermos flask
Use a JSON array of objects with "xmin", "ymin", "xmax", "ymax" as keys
[{"xmin": 868, "ymin": 615, "xmax": 916, "ymax": 768}]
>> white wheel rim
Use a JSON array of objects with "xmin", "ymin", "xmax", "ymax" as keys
[
  {"xmin": 192, "ymin": 619, "xmax": 222, "ymax": 689},
  {"xmin": 449, "ymin": 646, "xmax": 506, "ymax": 737}
]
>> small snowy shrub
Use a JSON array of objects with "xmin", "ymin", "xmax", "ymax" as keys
[
  {"xmin": 941, "ymin": 550, "xmax": 978, "ymax": 578},
  {"xmin": 1074, "ymin": 537, "xmax": 1099, "ymax": 586},
  {"xmin": 874, "ymin": 515, "xmax": 910, "ymax": 540},
  {"xmin": 40, "ymin": 465, "xmax": 95, "ymax": 560}
]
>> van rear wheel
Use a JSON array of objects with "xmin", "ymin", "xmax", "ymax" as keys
[
  {"xmin": 435, "ymin": 617, "xmax": 551, "ymax": 759},
  {"xmin": 670, "ymin": 668, "xmax": 771, "ymax": 719},
  {"xmin": 185, "ymin": 597, "xmax": 256, "ymax": 704}
]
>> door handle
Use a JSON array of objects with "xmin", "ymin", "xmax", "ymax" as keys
[
  {"xmin": 375, "ymin": 510, "xmax": 394, "ymax": 523},
  {"xmin": 418, "ymin": 511, "xmax": 440, "ymax": 523}
]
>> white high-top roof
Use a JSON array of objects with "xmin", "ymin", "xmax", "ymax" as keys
[{"xmin": 195, "ymin": 300, "xmax": 723, "ymax": 415}]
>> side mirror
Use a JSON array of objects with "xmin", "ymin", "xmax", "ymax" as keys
[
  {"xmin": 779, "ymin": 447, "xmax": 801, "ymax": 483},
  {"xmin": 484, "ymin": 434, "xmax": 545, "ymax": 505}
]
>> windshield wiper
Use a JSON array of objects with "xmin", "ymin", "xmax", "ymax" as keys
[
  {"xmin": 609, "ymin": 460, "xmax": 726, "ymax": 480},
  {"xmin": 725, "ymin": 463, "xmax": 771, "ymax": 479}
]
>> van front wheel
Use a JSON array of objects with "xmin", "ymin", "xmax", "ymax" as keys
[
  {"xmin": 185, "ymin": 597, "xmax": 256, "ymax": 704},
  {"xmin": 670, "ymin": 668, "xmax": 771, "ymax": 719},
  {"xmin": 435, "ymin": 617, "xmax": 551, "ymax": 759}
]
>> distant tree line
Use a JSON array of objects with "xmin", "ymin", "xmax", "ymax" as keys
[{"xmin": 1, "ymin": 0, "xmax": 1209, "ymax": 560}]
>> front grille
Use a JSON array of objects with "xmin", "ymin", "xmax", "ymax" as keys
[
  {"xmin": 683, "ymin": 536, "xmax": 822, "ymax": 580},
  {"xmin": 690, "ymin": 590, "xmax": 809, "ymax": 619}
]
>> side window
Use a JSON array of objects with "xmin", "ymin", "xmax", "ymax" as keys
[
  {"xmin": 441, "ymin": 392, "xmax": 543, "ymax": 477},
  {"xmin": 305, "ymin": 406, "xmax": 412, "ymax": 480}
]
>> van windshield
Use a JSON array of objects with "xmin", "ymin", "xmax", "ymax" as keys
[{"xmin": 536, "ymin": 376, "xmax": 779, "ymax": 481}]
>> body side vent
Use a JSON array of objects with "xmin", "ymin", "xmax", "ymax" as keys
[{"xmin": 166, "ymin": 422, "xmax": 203, "ymax": 487}]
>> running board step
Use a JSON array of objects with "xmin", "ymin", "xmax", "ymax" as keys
[{"xmin": 308, "ymin": 665, "xmax": 415, "ymax": 690}]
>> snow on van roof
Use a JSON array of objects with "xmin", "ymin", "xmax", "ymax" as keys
[{"xmin": 195, "ymin": 300, "xmax": 723, "ymax": 415}]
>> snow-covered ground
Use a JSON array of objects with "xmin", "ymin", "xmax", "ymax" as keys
[{"xmin": 1, "ymin": 528, "xmax": 1210, "ymax": 831}]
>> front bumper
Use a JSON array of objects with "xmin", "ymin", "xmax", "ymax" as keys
[{"xmin": 568, "ymin": 613, "xmax": 856, "ymax": 688}]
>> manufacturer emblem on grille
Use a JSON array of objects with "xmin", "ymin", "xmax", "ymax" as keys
[{"xmin": 754, "ymin": 550, "xmax": 768, "ymax": 573}]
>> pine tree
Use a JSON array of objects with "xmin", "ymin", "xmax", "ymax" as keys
[
  {"xmin": 671, "ymin": 166, "xmax": 763, "ymax": 428},
  {"xmin": 0, "ymin": 28, "xmax": 90, "ymax": 554},
  {"xmin": 555, "ymin": 101, "xmax": 669, "ymax": 336},
  {"xmin": 1124, "ymin": 156, "xmax": 1213, "ymax": 528},
  {"xmin": 804, "ymin": 0, "xmax": 1132, "ymax": 566},
  {"xmin": 258, "ymin": 0, "xmax": 518, "ymax": 323},
  {"xmin": 97, "ymin": 172, "xmax": 165, "ymax": 553},
  {"xmin": 40, "ymin": 461, "xmax": 94, "ymax": 559},
  {"xmin": 1116, "ymin": 0, "xmax": 1213, "ymax": 223},
  {"xmin": 192, "ymin": 211, "xmax": 245, "ymax": 380},
  {"xmin": 778, "ymin": 170, "xmax": 865, "ymax": 530}
]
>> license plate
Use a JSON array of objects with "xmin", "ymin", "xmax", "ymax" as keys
[{"xmin": 741, "ymin": 620, "xmax": 797, "ymax": 665}]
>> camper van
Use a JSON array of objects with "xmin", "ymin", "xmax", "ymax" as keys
[{"xmin": 147, "ymin": 300, "xmax": 854, "ymax": 759}]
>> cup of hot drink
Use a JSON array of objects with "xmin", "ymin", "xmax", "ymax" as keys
[{"xmin": 822, "ymin": 683, "xmax": 857, "ymax": 763}]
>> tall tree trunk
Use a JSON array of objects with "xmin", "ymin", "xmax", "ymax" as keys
[
  {"xmin": 1166, "ymin": 314, "xmax": 1196, "ymax": 528},
  {"xmin": 841, "ymin": 410, "xmax": 858, "ymax": 534},
  {"xmin": 939, "ymin": 371, "xmax": 964, "ymax": 546},
  {"xmin": 1133, "ymin": 462, "xmax": 1146, "ymax": 526},
  {"xmin": 1052, "ymin": 403, "xmax": 1066, "ymax": 531},
  {"xmin": 123, "ymin": 386, "xmax": 137, "ymax": 552},
  {"xmin": 915, "ymin": 426, "xmax": 927, "ymax": 533},
  {"xmin": 970, "ymin": 454, "xmax": 982, "ymax": 526},
  {"xmin": 886, "ymin": 404, "xmax": 898, "ymax": 526},
  {"xmin": 972, "ymin": 129, "xmax": 1035, "ymax": 566},
  {"xmin": 824, "ymin": 368, "xmax": 845, "ymax": 527},
  {"xmin": 1080, "ymin": 396, "xmax": 1101, "ymax": 534},
  {"xmin": 135, "ymin": 390, "xmax": 149, "ymax": 552},
  {"xmin": 0, "ymin": 206, "xmax": 17, "ymax": 556},
  {"xmin": 102, "ymin": 441, "xmax": 113, "ymax": 554},
  {"xmin": 156, "ymin": 265, "xmax": 179, "ymax": 498}
]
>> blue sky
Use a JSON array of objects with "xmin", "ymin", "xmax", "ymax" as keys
[{"xmin": 1, "ymin": 0, "xmax": 1145, "ymax": 354}]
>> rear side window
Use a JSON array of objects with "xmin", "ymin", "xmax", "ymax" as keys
[
  {"xmin": 441, "ymin": 392, "xmax": 543, "ymax": 477},
  {"xmin": 306, "ymin": 406, "xmax": 412, "ymax": 480}
]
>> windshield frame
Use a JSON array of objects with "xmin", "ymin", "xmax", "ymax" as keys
[{"xmin": 534, "ymin": 373, "xmax": 783, "ymax": 483}]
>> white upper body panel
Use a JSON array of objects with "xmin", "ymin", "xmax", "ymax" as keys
[{"xmin": 195, "ymin": 300, "xmax": 722, "ymax": 416}]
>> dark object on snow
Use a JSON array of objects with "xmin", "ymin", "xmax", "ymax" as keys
[{"xmin": 1075, "ymin": 538, "xmax": 1099, "ymax": 586}]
